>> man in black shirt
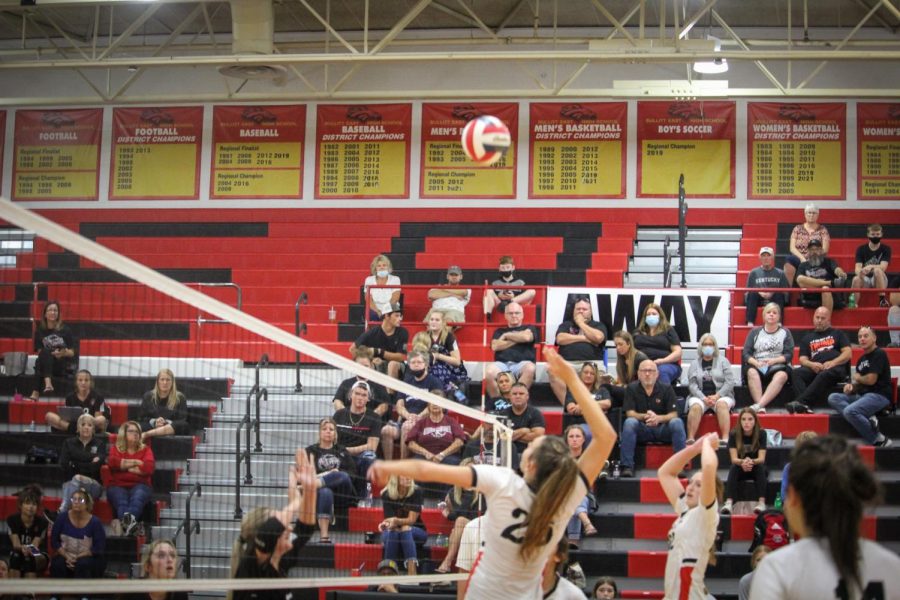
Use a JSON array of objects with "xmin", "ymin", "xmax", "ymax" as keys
[
  {"xmin": 850, "ymin": 223, "xmax": 891, "ymax": 307},
  {"xmin": 484, "ymin": 302, "xmax": 540, "ymax": 398},
  {"xmin": 349, "ymin": 303, "xmax": 409, "ymax": 381},
  {"xmin": 745, "ymin": 246, "xmax": 789, "ymax": 325},
  {"xmin": 619, "ymin": 360, "xmax": 686, "ymax": 477},
  {"xmin": 787, "ymin": 307, "xmax": 852, "ymax": 414},
  {"xmin": 502, "ymin": 383, "xmax": 546, "ymax": 454},
  {"xmin": 333, "ymin": 353, "xmax": 391, "ymax": 419},
  {"xmin": 795, "ymin": 239, "xmax": 849, "ymax": 310},
  {"xmin": 549, "ymin": 297, "xmax": 608, "ymax": 405},
  {"xmin": 333, "ymin": 381, "xmax": 382, "ymax": 494}
]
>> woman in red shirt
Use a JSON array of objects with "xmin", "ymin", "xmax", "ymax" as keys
[{"xmin": 107, "ymin": 420, "xmax": 155, "ymax": 536}]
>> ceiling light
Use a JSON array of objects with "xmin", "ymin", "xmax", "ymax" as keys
[{"xmin": 693, "ymin": 36, "xmax": 728, "ymax": 74}]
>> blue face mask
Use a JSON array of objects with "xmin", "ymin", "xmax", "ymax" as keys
[
  {"xmin": 701, "ymin": 345, "xmax": 715, "ymax": 357},
  {"xmin": 645, "ymin": 314, "xmax": 660, "ymax": 328},
  {"xmin": 376, "ymin": 269, "xmax": 389, "ymax": 278}
]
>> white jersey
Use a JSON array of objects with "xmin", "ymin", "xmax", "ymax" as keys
[
  {"xmin": 664, "ymin": 495, "xmax": 719, "ymax": 600},
  {"xmin": 543, "ymin": 574, "xmax": 587, "ymax": 599},
  {"xmin": 466, "ymin": 464, "xmax": 589, "ymax": 600},
  {"xmin": 749, "ymin": 537, "xmax": 900, "ymax": 600},
  {"xmin": 456, "ymin": 516, "xmax": 485, "ymax": 572}
]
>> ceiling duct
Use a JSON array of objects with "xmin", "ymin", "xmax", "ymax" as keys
[{"xmin": 218, "ymin": 0, "xmax": 286, "ymax": 80}]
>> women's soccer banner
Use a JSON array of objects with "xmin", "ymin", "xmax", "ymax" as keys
[{"xmin": 856, "ymin": 102, "xmax": 900, "ymax": 200}]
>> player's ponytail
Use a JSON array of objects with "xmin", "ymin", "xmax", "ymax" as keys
[{"xmin": 520, "ymin": 436, "xmax": 579, "ymax": 562}]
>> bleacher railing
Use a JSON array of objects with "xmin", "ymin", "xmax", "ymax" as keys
[{"xmin": 234, "ymin": 353, "xmax": 268, "ymax": 519}]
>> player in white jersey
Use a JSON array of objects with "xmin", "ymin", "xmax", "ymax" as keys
[
  {"xmin": 368, "ymin": 347, "xmax": 616, "ymax": 600},
  {"xmin": 750, "ymin": 435, "xmax": 900, "ymax": 600},
  {"xmin": 658, "ymin": 433, "xmax": 721, "ymax": 600}
]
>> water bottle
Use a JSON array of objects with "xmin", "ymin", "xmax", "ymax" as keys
[
  {"xmin": 612, "ymin": 461, "xmax": 620, "ymax": 479},
  {"xmin": 435, "ymin": 532, "xmax": 448, "ymax": 547},
  {"xmin": 328, "ymin": 306, "xmax": 337, "ymax": 322},
  {"xmin": 774, "ymin": 492, "xmax": 783, "ymax": 511},
  {"xmin": 360, "ymin": 482, "xmax": 372, "ymax": 508},
  {"xmin": 848, "ymin": 293, "xmax": 857, "ymax": 309}
]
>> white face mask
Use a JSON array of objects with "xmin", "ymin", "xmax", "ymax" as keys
[
  {"xmin": 376, "ymin": 269, "xmax": 389, "ymax": 278},
  {"xmin": 701, "ymin": 345, "xmax": 715, "ymax": 357}
]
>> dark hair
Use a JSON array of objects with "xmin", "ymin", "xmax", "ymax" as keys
[
  {"xmin": 40, "ymin": 300, "xmax": 62, "ymax": 330},
  {"xmin": 16, "ymin": 484, "xmax": 43, "ymax": 508},
  {"xmin": 788, "ymin": 435, "xmax": 881, "ymax": 594},
  {"xmin": 735, "ymin": 407, "xmax": 761, "ymax": 458},
  {"xmin": 613, "ymin": 330, "xmax": 638, "ymax": 383},
  {"xmin": 592, "ymin": 576, "xmax": 618, "ymax": 597}
]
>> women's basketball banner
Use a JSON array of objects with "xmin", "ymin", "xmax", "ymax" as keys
[
  {"xmin": 856, "ymin": 103, "xmax": 900, "ymax": 200},
  {"xmin": 528, "ymin": 102, "xmax": 626, "ymax": 199},
  {"xmin": 637, "ymin": 101, "xmax": 736, "ymax": 198},
  {"xmin": 12, "ymin": 108, "xmax": 102, "ymax": 201},
  {"xmin": 110, "ymin": 106, "xmax": 204, "ymax": 200},
  {"xmin": 420, "ymin": 102, "xmax": 518, "ymax": 199},
  {"xmin": 211, "ymin": 105, "xmax": 306, "ymax": 199},
  {"xmin": 315, "ymin": 103, "xmax": 411, "ymax": 199},
  {"xmin": 747, "ymin": 102, "xmax": 846, "ymax": 200}
]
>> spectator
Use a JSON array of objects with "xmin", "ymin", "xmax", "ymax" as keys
[
  {"xmin": 461, "ymin": 413, "xmax": 520, "ymax": 472},
  {"xmin": 454, "ymin": 516, "xmax": 485, "ymax": 600},
  {"xmin": 592, "ymin": 577, "xmax": 618, "ymax": 599},
  {"xmin": 489, "ymin": 370, "xmax": 516, "ymax": 411},
  {"xmin": 738, "ymin": 545, "xmax": 772, "ymax": 600},
  {"xmin": 749, "ymin": 436, "xmax": 900, "ymax": 599},
  {"xmin": 305, "ymin": 417, "xmax": 358, "ymax": 543},
  {"xmin": 378, "ymin": 475, "xmax": 427, "ymax": 576},
  {"xmin": 562, "ymin": 362, "xmax": 612, "ymax": 445},
  {"xmin": 140, "ymin": 369, "xmax": 189, "ymax": 442},
  {"xmin": 107, "ymin": 421, "xmax": 155, "ymax": 536},
  {"xmin": 632, "ymin": 303, "xmax": 683, "ymax": 386},
  {"xmin": 851, "ymin": 224, "xmax": 891, "ymax": 307},
  {"xmin": 827, "ymin": 326, "xmax": 894, "ymax": 447},
  {"xmin": 685, "ymin": 333, "xmax": 736, "ymax": 445},
  {"xmin": 349, "ymin": 303, "xmax": 409, "ymax": 382},
  {"xmin": 29, "ymin": 300, "xmax": 77, "ymax": 401},
  {"xmin": 483, "ymin": 255, "xmax": 536, "ymax": 318},
  {"xmin": 503, "ymin": 382, "xmax": 546, "ymax": 454},
  {"xmin": 796, "ymin": 238, "xmax": 849, "ymax": 311},
  {"xmin": 46, "ymin": 369, "xmax": 110, "ymax": 434},
  {"xmin": 605, "ymin": 331, "xmax": 649, "ymax": 406},
  {"xmin": 542, "ymin": 537, "xmax": 587, "ymax": 599},
  {"xmin": 59, "ymin": 414, "xmax": 106, "ymax": 513},
  {"xmin": 121, "ymin": 539, "xmax": 188, "ymax": 600},
  {"xmin": 619, "ymin": 360, "xmax": 686, "ymax": 478},
  {"xmin": 49, "ymin": 488, "xmax": 105, "ymax": 579},
  {"xmin": 721, "ymin": 408, "xmax": 768, "ymax": 515},
  {"xmin": 381, "ymin": 351, "xmax": 443, "ymax": 460},
  {"xmin": 363, "ymin": 254, "xmax": 401, "ymax": 322},
  {"xmin": 783, "ymin": 202, "xmax": 831, "ymax": 287},
  {"xmin": 406, "ymin": 397, "xmax": 467, "ymax": 465},
  {"xmin": 484, "ymin": 302, "xmax": 539, "ymax": 397},
  {"xmin": 332, "ymin": 381, "xmax": 380, "ymax": 491},
  {"xmin": 745, "ymin": 246, "xmax": 789, "ymax": 326},
  {"xmin": 6, "ymin": 484, "xmax": 48, "ymax": 578},
  {"xmin": 332, "ymin": 351, "xmax": 391, "ymax": 420},
  {"xmin": 550, "ymin": 297, "xmax": 608, "ymax": 405},
  {"xmin": 786, "ymin": 307, "xmax": 852, "ymax": 414},
  {"xmin": 565, "ymin": 426, "xmax": 598, "ymax": 546},
  {"xmin": 427, "ymin": 265, "xmax": 471, "ymax": 324},
  {"xmin": 412, "ymin": 310, "xmax": 468, "ymax": 401},
  {"xmin": 367, "ymin": 559, "xmax": 401, "ymax": 593},
  {"xmin": 888, "ymin": 273, "xmax": 900, "ymax": 347},
  {"xmin": 434, "ymin": 457, "xmax": 484, "ymax": 574},
  {"xmin": 780, "ymin": 430, "xmax": 817, "ymax": 501},
  {"xmin": 742, "ymin": 302, "xmax": 794, "ymax": 413}
]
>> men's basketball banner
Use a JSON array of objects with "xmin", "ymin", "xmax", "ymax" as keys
[
  {"xmin": 545, "ymin": 287, "xmax": 731, "ymax": 349},
  {"xmin": 856, "ymin": 102, "xmax": 900, "ymax": 200}
]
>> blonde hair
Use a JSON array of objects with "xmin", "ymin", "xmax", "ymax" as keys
[
  {"xmin": 411, "ymin": 331, "xmax": 432, "ymax": 355},
  {"xmin": 451, "ymin": 458, "xmax": 481, "ymax": 506},
  {"xmin": 116, "ymin": 420, "xmax": 146, "ymax": 453},
  {"xmin": 228, "ymin": 506, "xmax": 273, "ymax": 598},
  {"xmin": 141, "ymin": 539, "xmax": 179, "ymax": 578},
  {"xmin": 424, "ymin": 309, "xmax": 451, "ymax": 346},
  {"xmin": 382, "ymin": 475, "xmax": 416, "ymax": 500},
  {"xmin": 369, "ymin": 254, "xmax": 393, "ymax": 276},
  {"xmin": 76, "ymin": 413, "xmax": 95, "ymax": 429},
  {"xmin": 152, "ymin": 368, "xmax": 184, "ymax": 411}
]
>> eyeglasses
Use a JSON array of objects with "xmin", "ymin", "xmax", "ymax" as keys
[{"xmin": 71, "ymin": 497, "xmax": 87, "ymax": 504}]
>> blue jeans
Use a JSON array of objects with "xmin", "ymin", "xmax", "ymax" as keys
[
  {"xmin": 827, "ymin": 392, "xmax": 890, "ymax": 444},
  {"xmin": 382, "ymin": 526, "xmax": 427, "ymax": 567},
  {"xmin": 106, "ymin": 483, "xmax": 152, "ymax": 519},
  {"xmin": 352, "ymin": 450, "xmax": 378, "ymax": 497},
  {"xmin": 656, "ymin": 364, "xmax": 682, "ymax": 385},
  {"xmin": 620, "ymin": 417, "xmax": 687, "ymax": 469},
  {"xmin": 566, "ymin": 496, "xmax": 590, "ymax": 540},
  {"xmin": 316, "ymin": 471, "xmax": 356, "ymax": 519}
]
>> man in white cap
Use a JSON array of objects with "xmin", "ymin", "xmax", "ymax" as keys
[
  {"xmin": 427, "ymin": 265, "xmax": 471, "ymax": 324},
  {"xmin": 745, "ymin": 246, "xmax": 789, "ymax": 326}
]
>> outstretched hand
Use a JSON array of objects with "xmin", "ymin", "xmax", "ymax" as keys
[
  {"xmin": 702, "ymin": 432, "xmax": 720, "ymax": 451},
  {"xmin": 295, "ymin": 448, "xmax": 318, "ymax": 490},
  {"xmin": 367, "ymin": 460, "xmax": 389, "ymax": 489}
]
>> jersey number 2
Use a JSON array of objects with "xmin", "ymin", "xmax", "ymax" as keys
[
  {"xmin": 834, "ymin": 580, "xmax": 885, "ymax": 600},
  {"xmin": 500, "ymin": 508, "xmax": 553, "ymax": 545}
]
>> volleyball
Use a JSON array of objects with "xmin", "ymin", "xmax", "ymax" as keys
[{"xmin": 461, "ymin": 115, "xmax": 511, "ymax": 165}]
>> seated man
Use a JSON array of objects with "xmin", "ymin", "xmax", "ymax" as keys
[
  {"xmin": 502, "ymin": 383, "xmax": 546, "ymax": 455},
  {"xmin": 349, "ymin": 303, "xmax": 409, "ymax": 381},
  {"xmin": 483, "ymin": 255, "xmax": 536, "ymax": 318},
  {"xmin": 484, "ymin": 302, "xmax": 539, "ymax": 398},
  {"xmin": 427, "ymin": 265, "xmax": 471, "ymax": 324},
  {"xmin": 795, "ymin": 238, "xmax": 848, "ymax": 311},
  {"xmin": 333, "ymin": 350, "xmax": 391, "ymax": 420},
  {"xmin": 850, "ymin": 223, "xmax": 891, "ymax": 307},
  {"xmin": 786, "ymin": 307, "xmax": 852, "ymax": 414},
  {"xmin": 827, "ymin": 326, "xmax": 893, "ymax": 447},
  {"xmin": 549, "ymin": 297, "xmax": 607, "ymax": 405},
  {"xmin": 619, "ymin": 360, "xmax": 686, "ymax": 478},
  {"xmin": 745, "ymin": 246, "xmax": 789, "ymax": 326},
  {"xmin": 333, "ymin": 381, "xmax": 381, "ymax": 495}
]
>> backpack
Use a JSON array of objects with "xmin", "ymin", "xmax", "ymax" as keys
[{"xmin": 749, "ymin": 509, "xmax": 790, "ymax": 552}]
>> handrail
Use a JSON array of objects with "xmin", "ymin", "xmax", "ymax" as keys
[
  {"xmin": 192, "ymin": 282, "xmax": 242, "ymax": 325},
  {"xmin": 662, "ymin": 235, "xmax": 673, "ymax": 289},
  {"xmin": 173, "ymin": 483, "xmax": 201, "ymax": 579},
  {"xmin": 294, "ymin": 293, "xmax": 308, "ymax": 393},
  {"xmin": 234, "ymin": 354, "xmax": 268, "ymax": 518},
  {"xmin": 677, "ymin": 174, "xmax": 688, "ymax": 289}
]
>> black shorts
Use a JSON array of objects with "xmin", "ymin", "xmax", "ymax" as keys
[{"xmin": 9, "ymin": 548, "xmax": 48, "ymax": 572}]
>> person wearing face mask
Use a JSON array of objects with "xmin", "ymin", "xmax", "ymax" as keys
[
  {"xmin": 483, "ymin": 255, "xmax": 536, "ymax": 319},
  {"xmin": 850, "ymin": 223, "xmax": 891, "ymax": 308},
  {"xmin": 364, "ymin": 254, "xmax": 401, "ymax": 322},
  {"xmin": 795, "ymin": 238, "xmax": 849, "ymax": 311},
  {"xmin": 685, "ymin": 334, "xmax": 736, "ymax": 445},
  {"xmin": 632, "ymin": 303, "xmax": 683, "ymax": 386}
]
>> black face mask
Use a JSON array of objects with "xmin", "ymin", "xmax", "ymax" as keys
[
  {"xmin": 409, "ymin": 368, "xmax": 426, "ymax": 378},
  {"xmin": 499, "ymin": 270, "xmax": 515, "ymax": 280},
  {"xmin": 869, "ymin": 236, "xmax": 882, "ymax": 245}
]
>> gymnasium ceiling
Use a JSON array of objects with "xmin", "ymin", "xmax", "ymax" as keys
[{"xmin": 0, "ymin": 0, "xmax": 898, "ymax": 104}]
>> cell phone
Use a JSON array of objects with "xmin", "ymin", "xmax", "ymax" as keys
[{"xmin": 27, "ymin": 545, "xmax": 41, "ymax": 556}]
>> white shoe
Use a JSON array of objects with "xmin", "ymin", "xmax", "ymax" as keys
[
  {"xmin": 720, "ymin": 499, "xmax": 733, "ymax": 515},
  {"xmin": 754, "ymin": 502, "xmax": 766, "ymax": 514},
  {"xmin": 750, "ymin": 403, "xmax": 767, "ymax": 414}
]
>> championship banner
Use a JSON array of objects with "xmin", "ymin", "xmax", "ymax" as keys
[
  {"xmin": 420, "ymin": 102, "xmax": 517, "ymax": 199},
  {"xmin": 637, "ymin": 101, "xmax": 735, "ymax": 198},
  {"xmin": 12, "ymin": 108, "xmax": 102, "ymax": 201},
  {"xmin": 545, "ymin": 287, "xmax": 731, "ymax": 350},
  {"xmin": 528, "ymin": 102, "xmax": 626, "ymax": 199},
  {"xmin": 110, "ymin": 106, "xmax": 203, "ymax": 200},
  {"xmin": 857, "ymin": 103, "xmax": 900, "ymax": 200},
  {"xmin": 315, "ymin": 103, "xmax": 411, "ymax": 199},
  {"xmin": 748, "ymin": 102, "xmax": 846, "ymax": 200},
  {"xmin": 210, "ymin": 105, "xmax": 306, "ymax": 199}
]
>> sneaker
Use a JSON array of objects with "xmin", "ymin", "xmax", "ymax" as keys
[
  {"xmin": 685, "ymin": 438, "xmax": 695, "ymax": 445},
  {"xmin": 619, "ymin": 467, "xmax": 634, "ymax": 478},
  {"xmin": 874, "ymin": 436, "xmax": 894, "ymax": 448},
  {"xmin": 719, "ymin": 438, "xmax": 729, "ymax": 446},
  {"xmin": 753, "ymin": 502, "xmax": 766, "ymax": 514},
  {"xmin": 880, "ymin": 296, "xmax": 890, "ymax": 308},
  {"xmin": 869, "ymin": 415, "xmax": 879, "ymax": 431},
  {"xmin": 599, "ymin": 460, "xmax": 609, "ymax": 480},
  {"xmin": 720, "ymin": 499, "xmax": 733, "ymax": 515},
  {"xmin": 750, "ymin": 403, "xmax": 767, "ymax": 414},
  {"xmin": 786, "ymin": 401, "xmax": 812, "ymax": 415},
  {"xmin": 123, "ymin": 513, "xmax": 138, "ymax": 536}
]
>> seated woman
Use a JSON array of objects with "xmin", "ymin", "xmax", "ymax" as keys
[
  {"xmin": 489, "ymin": 370, "xmax": 515, "ymax": 411},
  {"xmin": 379, "ymin": 475, "xmax": 427, "ymax": 576},
  {"xmin": 49, "ymin": 488, "xmax": 106, "ymax": 579},
  {"xmin": 632, "ymin": 303, "xmax": 683, "ymax": 385},
  {"xmin": 434, "ymin": 457, "xmax": 484, "ymax": 574},
  {"xmin": 305, "ymin": 417, "xmax": 358, "ymax": 543},
  {"xmin": 30, "ymin": 300, "xmax": 78, "ymax": 400},
  {"xmin": 406, "ymin": 397, "xmax": 467, "ymax": 465},
  {"xmin": 742, "ymin": 302, "xmax": 794, "ymax": 413},
  {"xmin": 107, "ymin": 421, "xmax": 156, "ymax": 536},
  {"xmin": 592, "ymin": 576, "xmax": 619, "ymax": 599},
  {"xmin": 564, "ymin": 425, "xmax": 598, "ymax": 546},
  {"xmin": 783, "ymin": 202, "xmax": 830, "ymax": 286},
  {"xmin": 562, "ymin": 362, "xmax": 612, "ymax": 444},
  {"xmin": 605, "ymin": 330, "xmax": 649, "ymax": 405},
  {"xmin": 47, "ymin": 369, "xmax": 110, "ymax": 434},
  {"xmin": 59, "ymin": 414, "xmax": 107, "ymax": 512},
  {"xmin": 721, "ymin": 408, "xmax": 768, "ymax": 515},
  {"xmin": 140, "ymin": 369, "xmax": 189, "ymax": 442},
  {"xmin": 380, "ymin": 351, "xmax": 443, "ymax": 460},
  {"xmin": 412, "ymin": 310, "xmax": 468, "ymax": 402},
  {"xmin": 6, "ymin": 484, "xmax": 49, "ymax": 578},
  {"xmin": 364, "ymin": 254, "xmax": 401, "ymax": 322},
  {"xmin": 685, "ymin": 334, "xmax": 736, "ymax": 444}
]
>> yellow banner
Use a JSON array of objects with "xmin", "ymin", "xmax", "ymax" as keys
[
  {"xmin": 213, "ymin": 169, "xmax": 301, "ymax": 197},
  {"xmin": 641, "ymin": 139, "xmax": 731, "ymax": 195},
  {"xmin": 860, "ymin": 140, "xmax": 900, "ymax": 198},
  {"xmin": 751, "ymin": 141, "xmax": 842, "ymax": 197},
  {"xmin": 318, "ymin": 141, "xmax": 407, "ymax": 197},
  {"xmin": 15, "ymin": 145, "xmax": 99, "ymax": 171},
  {"xmin": 422, "ymin": 143, "xmax": 515, "ymax": 196},
  {"xmin": 113, "ymin": 144, "xmax": 198, "ymax": 197},
  {"xmin": 14, "ymin": 171, "xmax": 97, "ymax": 199},
  {"xmin": 531, "ymin": 141, "xmax": 622, "ymax": 196},
  {"xmin": 214, "ymin": 142, "xmax": 301, "ymax": 169}
]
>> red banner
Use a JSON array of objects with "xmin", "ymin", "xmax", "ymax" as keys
[
  {"xmin": 110, "ymin": 106, "xmax": 203, "ymax": 200},
  {"xmin": 637, "ymin": 101, "xmax": 735, "ymax": 198},
  {"xmin": 857, "ymin": 102, "xmax": 900, "ymax": 200},
  {"xmin": 210, "ymin": 105, "xmax": 306, "ymax": 199},
  {"xmin": 315, "ymin": 103, "xmax": 411, "ymax": 199},
  {"xmin": 747, "ymin": 102, "xmax": 846, "ymax": 200},
  {"xmin": 12, "ymin": 108, "xmax": 102, "ymax": 201},
  {"xmin": 420, "ymin": 102, "xmax": 518, "ymax": 199},
  {"xmin": 528, "ymin": 102, "xmax": 626, "ymax": 199}
]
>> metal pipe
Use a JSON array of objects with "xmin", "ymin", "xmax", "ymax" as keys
[{"xmin": 294, "ymin": 292, "xmax": 308, "ymax": 393}]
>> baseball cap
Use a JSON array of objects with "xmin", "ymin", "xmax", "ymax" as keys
[
  {"xmin": 807, "ymin": 238, "xmax": 823, "ymax": 248},
  {"xmin": 381, "ymin": 302, "xmax": 403, "ymax": 317},
  {"xmin": 376, "ymin": 559, "xmax": 400, "ymax": 575},
  {"xmin": 447, "ymin": 265, "xmax": 462, "ymax": 275},
  {"xmin": 759, "ymin": 246, "xmax": 774, "ymax": 255},
  {"xmin": 253, "ymin": 516, "xmax": 286, "ymax": 554}
]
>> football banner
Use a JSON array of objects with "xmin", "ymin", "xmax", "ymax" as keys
[
  {"xmin": 856, "ymin": 102, "xmax": 900, "ymax": 200},
  {"xmin": 637, "ymin": 101, "xmax": 736, "ymax": 198},
  {"xmin": 748, "ymin": 102, "xmax": 846, "ymax": 200},
  {"xmin": 420, "ymin": 102, "xmax": 518, "ymax": 199},
  {"xmin": 12, "ymin": 108, "xmax": 102, "ymax": 201}
]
